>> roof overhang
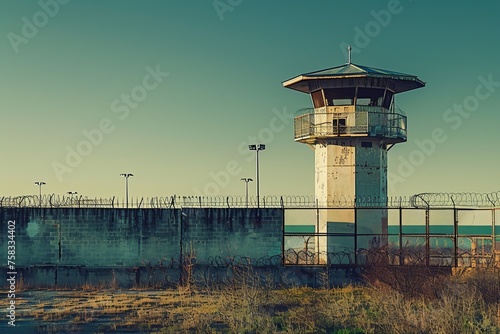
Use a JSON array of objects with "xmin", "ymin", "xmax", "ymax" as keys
[{"xmin": 282, "ymin": 63, "xmax": 425, "ymax": 94}]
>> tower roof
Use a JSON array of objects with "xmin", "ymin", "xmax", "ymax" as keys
[{"xmin": 282, "ymin": 62, "xmax": 425, "ymax": 94}]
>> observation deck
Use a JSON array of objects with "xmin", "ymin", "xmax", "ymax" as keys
[{"xmin": 294, "ymin": 105, "xmax": 407, "ymax": 144}]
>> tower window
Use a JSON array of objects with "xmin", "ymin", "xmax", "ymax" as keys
[
  {"xmin": 311, "ymin": 90, "xmax": 325, "ymax": 108},
  {"xmin": 324, "ymin": 87, "xmax": 355, "ymax": 106},
  {"xmin": 333, "ymin": 118, "xmax": 347, "ymax": 134},
  {"xmin": 356, "ymin": 87, "xmax": 384, "ymax": 107},
  {"xmin": 332, "ymin": 119, "xmax": 346, "ymax": 127}
]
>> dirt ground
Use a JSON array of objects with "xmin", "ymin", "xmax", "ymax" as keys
[{"xmin": 1, "ymin": 288, "xmax": 222, "ymax": 333}]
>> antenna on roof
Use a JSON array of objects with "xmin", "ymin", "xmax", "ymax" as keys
[{"xmin": 347, "ymin": 45, "xmax": 352, "ymax": 64}]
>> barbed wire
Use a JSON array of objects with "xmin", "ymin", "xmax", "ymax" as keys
[
  {"xmin": 138, "ymin": 247, "xmax": 494, "ymax": 270},
  {"xmin": 0, "ymin": 191, "xmax": 498, "ymax": 209},
  {"xmin": 410, "ymin": 191, "xmax": 500, "ymax": 208}
]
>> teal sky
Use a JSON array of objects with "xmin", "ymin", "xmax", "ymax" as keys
[{"xmin": 1, "ymin": 0, "xmax": 499, "ymax": 199}]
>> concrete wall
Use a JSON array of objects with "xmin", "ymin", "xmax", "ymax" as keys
[
  {"xmin": 182, "ymin": 208, "xmax": 283, "ymax": 263},
  {"xmin": 0, "ymin": 207, "xmax": 283, "ymax": 271},
  {"xmin": 0, "ymin": 205, "xmax": 358, "ymax": 288}
]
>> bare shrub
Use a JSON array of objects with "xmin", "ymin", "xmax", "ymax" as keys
[
  {"xmin": 362, "ymin": 246, "xmax": 452, "ymax": 299},
  {"xmin": 315, "ymin": 286, "xmax": 370, "ymax": 333},
  {"xmin": 363, "ymin": 263, "xmax": 449, "ymax": 299},
  {"xmin": 366, "ymin": 280, "xmax": 498, "ymax": 333},
  {"xmin": 179, "ymin": 243, "xmax": 196, "ymax": 291},
  {"xmin": 461, "ymin": 268, "xmax": 500, "ymax": 304},
  {"xmin": 215, "ymin": 264, "xmax": 278, "ymax": 333}
]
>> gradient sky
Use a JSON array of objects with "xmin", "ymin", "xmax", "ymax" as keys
[{"xmin": 1, "ymin": 0, "xmax": 499, "ymax": 200}]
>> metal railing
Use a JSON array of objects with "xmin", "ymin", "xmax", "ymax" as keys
[{"xmin": 294, "ymin": 107, "xmax": 407, "ymax": 142}]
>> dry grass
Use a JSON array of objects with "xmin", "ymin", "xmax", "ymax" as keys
[
  {"xmin": 19, "ymin": 288, "xmax": 219, "ymax": 332},
  {"xmin": 3, "ymin": 267, "xmax": 500, "ymax": 333}
]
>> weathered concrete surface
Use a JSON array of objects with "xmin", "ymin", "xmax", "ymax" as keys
[{"xmin": 0, "ymin": 207, "xmax": 284, "ymax": 287}]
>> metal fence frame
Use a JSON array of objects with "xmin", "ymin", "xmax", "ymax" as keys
[{"xmin": 283, "ymin": 204, "xmax": 499, "ymax": 268}]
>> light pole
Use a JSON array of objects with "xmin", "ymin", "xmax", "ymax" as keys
[
  {"xmin": 248, "ymin": 144, "xmax": 265, "ymax": 208},
  {"xmin": 240, "ymin": 178, "xmax": 253, "ymax": 207},
  {"xmin": 120, "ymin": 173, "xmax": 133, "ymax": 208},
  {"xmin": 34, "ymin": 181, "xmax": 46, "ymax": 208}
]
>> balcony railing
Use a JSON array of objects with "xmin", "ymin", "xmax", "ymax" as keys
[{"xmin": 294, "ymin": 107, "xmax": 407, "ymax": 143}]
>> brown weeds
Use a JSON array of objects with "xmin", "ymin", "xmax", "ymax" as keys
[{"xmin": 3, "ymin": 265, "xmax": 500, "ymax": 333}]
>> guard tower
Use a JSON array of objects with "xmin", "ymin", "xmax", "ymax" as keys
[{"xmin": 282, "ymin": 51, "xmax": 424, "ymax": 258}]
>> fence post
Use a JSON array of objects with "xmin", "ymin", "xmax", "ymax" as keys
[
  {"xmin": 354, "ymin": 198, "xmax": 358, "ymax": 266},
  {"xmin": 492, "ymin": 208, "xmax": 496, "ymax": 253},
  {"xmin": 493, "ymin": 209, "xmax": 498, "ymax": 267},
  {"xmin": 316, "ymin": 198, "xmax": 320, "ymax": 265},
  {"xmin": 425, "ymin": 206, "xmax": 430, "ymax": 266},
  {"xmin": 487, "ymin": 193, "xmax": 496, "ymax": 258},
  {"xmin": 399, "ymin": 198, "xmax": 403, "ymax": 266},
  {"xmin": 415, "ymin": 195, "xmax": 431, "ymax": 266},
  {"xmin": 281, "ymin": 204, "xmax": 285, "ymax": 265},
  {"xmin": 451, "ymin": 196, "xmax": 458, "ymax": 268}
]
